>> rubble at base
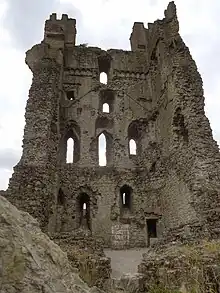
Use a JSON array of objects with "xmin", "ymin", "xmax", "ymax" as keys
[
  {"xmin": 2, "ymin": 192, "xmax": 220, "ymax": 293},
  {"xmin": 51, "ymin": 232, "xmax": 111, "ymax": 289},
  {"xmin": 138, "ymin": 240, "xmax": 220, "ymax": 292}
]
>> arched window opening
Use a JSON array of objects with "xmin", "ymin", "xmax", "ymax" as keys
[
  {"xmin": 66, "ymin": 138, "xmax": 74, "ymax": 163},
  {"xmin": 99, "ymin": 72, "xmax": 107, "ymax": 84},
  {"xmin": 62, "ymin": 122, "xmax": 80, "ymax": 164},
  {"xmin": 79, "ymin": 193, "xmax": 90, "ymax": 230},
  {"xmin": 99, "ymin": 89, "xmax": 114, "ymax": 113},
  {"xmin": 128, "ymin": 120, "xmax": 144, "ymax": 157},
  {"xmin": 98, "ymin": 133, "xmax": 107, "ymax": 166},
  {"xmin": 98, "ymin": 55, "xmax": 111, "ymax": 84},
  {"xmin": 129, "ymin": 139, "xmax": 137, "ymax": 155},
  {"xmin": 102, "ymin": 103, "xmax": 110, "ymax": 113},
  {"xmin": 120, "ymin": 185, "xmax": 132, "ymax": 211}
]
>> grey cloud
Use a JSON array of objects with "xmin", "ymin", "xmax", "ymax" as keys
[
  {"xmin": 55, "ymin": 2, "xmax": 84, "ymax": 43},
  {"xmin": 3, "ymin": 0, "xmax": 82, "ymax": 50},
  {"xmin": 0, "ymin": 148, "xmax": 20, "ymax": 170},
  {"xmin": 182, "ymin": 32, "xmax": 220, "ymax": 94},
  {"xmin": 3, "ymin": 0, "xmax": 130, "ymax": 51},
  {"xmin": 3, "ymin": 0, "xmax": 58, "ymax": 49}
]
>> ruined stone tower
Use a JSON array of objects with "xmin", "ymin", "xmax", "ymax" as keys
[{"xmin": 6, "ymin": 2, "xmax": 220, "ymax": 249}]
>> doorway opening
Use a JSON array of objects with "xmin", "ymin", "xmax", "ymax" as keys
[{"xmin": 146, "ymin": 218, "xmax": 157, "ymax": 246}]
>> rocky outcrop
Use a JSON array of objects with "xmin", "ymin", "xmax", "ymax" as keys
[{"xmin": 0, "ymin": 195, "xmax": 103, "ymax": 293}]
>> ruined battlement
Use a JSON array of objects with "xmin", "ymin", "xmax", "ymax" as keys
[
  {"xmin": 48, "ymin": 12, "xmax": 76, "ymax": 22},
  {"xmin": 44, "ymin": 13, "xmax": 77, "ymax": 48},
  {"xmin": 40, "ymin": 1, "xmax": 180, "ymax": 80},
  {"xmin": 43, "ymin": 1, "xmax": 178, "ymax": 56},
  {"xmin": 130, "ymin": 1, "xmax": 178, "ymax": 58}
]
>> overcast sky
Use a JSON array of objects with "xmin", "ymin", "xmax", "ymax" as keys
[{"xmin": 0, "ymin": 0, "xmax": 220, "ymax": 190}]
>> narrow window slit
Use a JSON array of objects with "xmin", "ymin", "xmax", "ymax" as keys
[
  {"xmin": 79, "ymin": 193, "xmax": 90, "ymax": 230},
  {"xmin": 129, "ymin": 139, "xmax": 137, "ymax": 155},
  {"xmin": 122, "ymin": 193, "xmax": 126, "ymax": 205},
  {"xmin": 66, "ymin": 138, "xmax": 74, "ymax": 163},
  {"xmin": 120, "ymin": 185, "xmax": 132, "ymax": 211},
  {"xmin": 99, "ymin": 72, "xmax": 107, "ymax": 84},
  {"xmin": 57, "ymin": 188, "xmax": 65, "ymax": 205},
  {"xmin": 98, "ymin": 133, "xmax": 107, "ymax": 166}
]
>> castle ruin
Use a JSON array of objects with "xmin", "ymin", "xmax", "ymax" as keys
[{"xmin": 5, "ymin": 1, "xmax": 220, "ymax": 253}]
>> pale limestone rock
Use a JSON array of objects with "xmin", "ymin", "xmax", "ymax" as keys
[{"xmin": 0, "ymin": 195, "xmax": 102, "ymax": 293}]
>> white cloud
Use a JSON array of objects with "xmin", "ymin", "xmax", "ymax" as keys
[
  {"xmin": 2, "ymin": 0, "xmax": 58, "ymax": 49},
  {"xmin": 0, "ymin": 169, "xmax": 12, "ymax": 190},
  {"xmin": 0, "ymin": 0, "xmax": 220, "ymax": 190}
]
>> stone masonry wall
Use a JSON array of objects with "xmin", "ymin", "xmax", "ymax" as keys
[
  {"xmin": 146, "ymin": 2, "xmax": 220, "ymax": 240},
  {"xmin": 6, "ymin": 43, "xmax": 63, "ymax": 231},
  {"xmin": 5, "ymin": 2, "xmax": 220, "ymax": 250}
]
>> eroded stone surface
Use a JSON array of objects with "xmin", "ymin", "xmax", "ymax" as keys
[
  {"xmin": 6, "ymin": 1, "xmax": 220, "ymax": 251},
  {"xmin": 3, "ymin": 1, "xmax": 220, "ymax": 292},
  {"xmin": 52, "ymin": 232, "xmax": 111, "ymax": 289},
  {"xmin": 138, "ymin": 240, "xmax": 220, "ymax": 292},
  {"xmin": 0, "ymin": 195, "xmax": 103, "ymax": 293}
]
